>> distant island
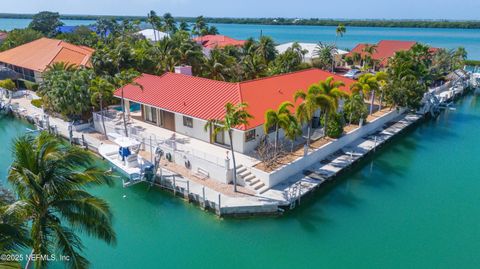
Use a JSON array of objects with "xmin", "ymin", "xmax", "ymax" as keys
[{"xmin": 1, "ymin": 13, "xmax": 480, "ymax": 29}]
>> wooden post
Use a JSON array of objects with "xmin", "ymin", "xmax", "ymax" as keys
[
  {"xmin": 173, "ymin": 176, "xmax": 176, "ymax": 196},
  {"xmin": 202, "ymin": 187, "xmax": 206, "ymax": 209},
  {"xmin": 217, "ymin": 194, "xmax": 221, "ymax": 216},
  {"xmin": 186, "ymin": 180, "xmax": 190, "ymax": 201}
]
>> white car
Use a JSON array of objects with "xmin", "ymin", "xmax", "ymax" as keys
[{"xmin": 343, "ymin": 69, "xmax": 362, "ymax": 79}]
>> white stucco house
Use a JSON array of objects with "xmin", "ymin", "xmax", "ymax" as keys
[
  {"xmin": 137, "ymin": 29, "xmax": 169, "ymax": 42},
  {"xmin": 276, "ymin": 42, "xmax": 348, "ymax": 64},
  {"xmin": 114, "ymin": 66, "xmax": 355, "ymax": 154}
]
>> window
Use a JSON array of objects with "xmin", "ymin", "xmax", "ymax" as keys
[
  {"xmin": 267, "ymin": 124, "xmax": 276, "ymax": 134},
  {"xmin": 183, "ymin": 116, "xmax": 193, "ymax": 128},
  {"xmin": 245, "ymin": 129, "xmax": 256, "ymax": 142}
]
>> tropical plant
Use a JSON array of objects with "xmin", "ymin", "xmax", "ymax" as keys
[
  {"xmin": 351, "ymin": 73, "xmax": 379, "ymax": 114},
  {"xmin": 204, "ymin": 102, "xmax": 253, "ymax": 192},
  {"xmin": 7, "ymin": 132, "xmax": 116, "ymax": 269},
  {"xmin": 39, "ymin": 67, "xmax": 95, "ymax": 120},
  {"xmin": 162, "ymin": 13, "xmax": 177, "ymax": 34},
  {"xmin": 312, "ymin": 42, "xmax": 335, "ymax": 71},
  {"xmin": 343, "ymin": 93, "xmax": 368, "ymax": 125},
  {"xmin": 192, "ymin": 16, "xmax": 207, "ymax": 36},
  {"xmin": 283, "ymin": 116, "xmax": 302, "ymax": 152},
  {"xmin": 321, "ymin": 112, "xmax": 345, "ymax": 138},
  {"xmin": 0, "ymin": 184, "xmax": 31, "ymax": 269},
  {"xmin": 333, "ymin": 24, "xmax": 346, "ymax": 71},
  {"xmin": 315, "ymin": 77, "xmax": 348, "ymax": 136},
  {"xmin": 256, "ymin": 36, "xmax": 277, "ymax": 64},
  {"xmin": 0, "ymin": 28, "xmax": 43, "ymax": 51},
  {"xmin": 90, "ymin": 76, "xmax": 115, "ymax": 138},
  {"xmin": 147, "ymin": 11, "xmax": 162, "ymax": 42},
  {"xmin": 362, "ymin": 44, "xmax": 377, "ymax": 70},
  {"xmin": 264, "ymin": 101, "xmax": 296, "ymax": 155},
  {"xmin": 294, "ymin": 84, "xmax": 334, "ymax": 150}
]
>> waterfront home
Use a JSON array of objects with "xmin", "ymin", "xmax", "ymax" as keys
[
  {"xmin": 345, "ymin": 40, "xmax": 418, "ymax": 69},
  {"xmin": 114, "ymin": 67, "xmax": 354, "ymax": 154},
  {"xmin": 0, "ymin": 37, "xmax": 94, "ymax": 82},
  {"xmin": 137, "ymin": 29, "xmax": 169, "ymax": 42},
  {"xmin": 276, "ymin": 42, "xmax": 348, "ymax": 63},
  {"xmin": 193, "ymin": 34, "xmax": 246, "ymax": 57}
]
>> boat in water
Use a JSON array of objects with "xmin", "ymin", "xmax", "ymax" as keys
[{"xmin": 99, "ymin": 135, "xmax": 161, "ymax": 187}]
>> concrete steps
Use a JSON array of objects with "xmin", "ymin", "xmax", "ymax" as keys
[{"xmin": 235, "ymin": 164, "xmax": 269, "ymax": 193}]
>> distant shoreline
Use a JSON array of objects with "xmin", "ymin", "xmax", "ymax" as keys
[{"xmin": 1, "ymin": 13, "xmax": 480, "ymax": 29}]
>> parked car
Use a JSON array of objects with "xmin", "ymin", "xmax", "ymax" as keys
[{"xmin": 343, "ymin": 69, "xmax": 362, "ymax": 79}]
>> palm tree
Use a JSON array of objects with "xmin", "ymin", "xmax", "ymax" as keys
[
  {"xmin": 192, "ymin": 16, "xmax": 206, "ymax": 36},
  {"xmin": 362, "ymin": 44, "xmax": 377, "ymax": 70},
  {"xmin": 7, "ymin": 132, "xmax": 116, "ymax": 269},
  {"xmin": 343, "ymin": 93, "xmax": 368, "ymax": 125},
  {"xmin": 313, "ymin": 42, "xmax": 335, "ymax": 71},
  {"xmin": 204, "ymin": 102, "xmax": 253, "ymax": 192},
  {"xmin": 163, "ymin": 13, "xmax": 177, "ymax": 34},
  {"xmin": 147, "ymin": 11, "xmax": 161, "ymax": 42},
  {"xmin": 294, "ymin": 86, "xmax": 333, "ymax": 151},
  {"xmin": 284, "ymin": 117, "xmax": 302, "ymax": 152},
  {"xmin": 90, "ymin": 76, "xmax": 114, "ymax": 138},
  {"xmin": 333, "ymin": 24, "xmax": 346, "ymax": 71},
  {"xmin": 264, "ymin": 101, "xmax": 295, "ymax": 155},
  {"xmin": 114, "ymin": 69, "xmax": 142, "ymax": 137},
  {"xmin": 256, "ymin": 36, "xmax": 277, "ymax": 64},
  {"xmin": 352, "ymin": 73, "xmax": 385, "ymax": 114},
  {"xmin": 316, "ymin": 77, "xmax": 347, "ymax": 136},
  {"xmin": 46, "ymin": 62, "xmax": 77, "ymax": 72},
  {"xmin": 0, "ymin": 185, "xmax": 31, "ymax": 269}
]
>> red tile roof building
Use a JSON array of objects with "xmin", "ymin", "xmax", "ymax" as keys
[
  {"xmin": 346, "ymin": 40, "xmax": 417, "ymax": 67},
  {"xmin": 0, "ymin": 37, "xmax": 94, "ymax": 82},
  {"xmin": 193, "ymin": 35, "xmax": 246, "ymax": 49},
  {"xmin": 114, "ymin": 69, "xmax": 353, "ymax": 130}
]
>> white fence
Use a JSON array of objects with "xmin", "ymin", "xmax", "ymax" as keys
[{"xmin": 93, "ymin": 112, "xmax": 232, "ymax": 184}]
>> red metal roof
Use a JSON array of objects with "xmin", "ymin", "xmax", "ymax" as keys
[
  {"xmin": 114, "ymin": 69, "xmax": 354, "ymax": 130},
  {"xmin": 0, "ymin": 38, "xmax": 94, "ymax": 72},
  {"xmin": 193, "ymin": 35, "xmax": 246, "ymax": 49},
  {"xmin": 346, "ymin": 40, "xmax": 417, "ymax": 67}
]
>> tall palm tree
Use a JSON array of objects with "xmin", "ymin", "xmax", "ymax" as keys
[
  {"xmin": 316, "ymin": 77, "xmax": 347, "ymax": 136},
  {"xmin": 352, "ymin": 73, "xmax": 383, "ymax": 114},
  {"xmin": 264, "ymin": 101, "xmax": 295, "ymax": 155},
  {"xmin": 114, "ymin": 69, "xmax": 142, "ymax": 137},
  {"xmin": 204, "ymin": 102, "xmax": 253, "ymax": 192},
  {"xmin": 362, "ymin": 44, "xmax": 377, "ymax": 70},
  {"xmin": 147, "ymin": 11, "xmax": 161, "ymax": 42},
  {"xmin": 192, "ymin": 16, "xmax": 206, "ymax": 36},
  {"xmin": 284, "ymin": 116, "xmax": 302, "ymax": 152},
  {"xmin": 256, "ymin": 36, "xmax": 277, "ymax": 64},
  {"xmin": 294, "ymin": 86, "xmax": 333, "ymax": 151},
  {"xmin": 90, "ymin": 76, "xmax": 114, "ymax": 138},
  {"xmin": 7, "ymin": 132, "xmax": 116, "ymax": 269},
  {"xmin": 333, "ymin": 24, "xmax": 346, "ymax": 71},
  {"xmin": 162, "ymin": 13, "xmax": 177, "ymax": 34}
]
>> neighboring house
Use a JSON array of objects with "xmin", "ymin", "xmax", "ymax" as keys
[
  {"xmin": 0, "ymin": 37, "xmax": 94, "ymax": 82},
  {"xmin": 345, "ymin": 40, "xmax": 420, "ymax": 69},
  {"xmin": 0, "ymin": 32, "xmax": 7, "ymax": 43},
  {"xmin": 114, "ymin": 67, "xmax": 354, "ymax": 154},
  {"xmin": 136, "ymin": 29, "xmax": 169, "ymax": 42},
  {"xmin": 193, "ymin": 35, "xmax": 246, "ymax": 56},
  {"xmin": 276, "ymin": 42, "xmax": 348, "ymax": 63}
]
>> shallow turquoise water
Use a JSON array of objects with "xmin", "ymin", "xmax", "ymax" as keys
[
  {"xmin": 2, "ymin": 94, "xmax": 480, "ymax": 268},
  {"xmin": 1, "ymin": 18, "xmax": 479, "ymax": 59}
]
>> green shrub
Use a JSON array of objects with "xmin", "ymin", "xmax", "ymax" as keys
[
  {"xmin": 31, "ymin": 99, "xmax": 43, "ymax": 108},
  {"xmin": 322, "ymin": 112, "xmax": 345, "ymax": 138},
  {"xmin": 0, "ymin": 79, "xmax": 16, "ymax": 91}
]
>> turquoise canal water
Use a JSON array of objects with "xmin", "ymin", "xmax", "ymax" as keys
[
  {"xmin": 1, "ymin": 94, "xmax": 480, "ymax": 268},
  {"xmin": 1, "ymin": 18, "xmax": 480, "ymax": 59}
]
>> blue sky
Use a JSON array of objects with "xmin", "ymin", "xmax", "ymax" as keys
[{"xmin": 1, "ymin": 0, "xmax": 480, "ymax": 20}]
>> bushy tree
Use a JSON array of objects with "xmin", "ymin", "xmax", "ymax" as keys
[
  {"xmin": 29, "ymin": 11, "xmax": 63, "ymax": 36},
  {"xmin": 0, "ymin": 28, "xmax": 43, "ymax": 51},
  {"xmin": 322, "ymin": 112, "xmax": 345, "ymax": 138}
]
